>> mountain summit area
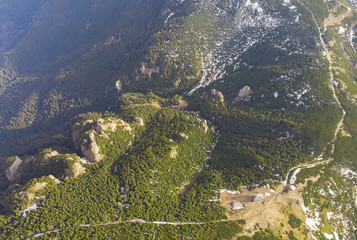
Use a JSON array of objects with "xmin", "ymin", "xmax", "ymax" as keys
[{"xmin": 0, "ymin": 0, "xmax": 356, "ymax": 239}]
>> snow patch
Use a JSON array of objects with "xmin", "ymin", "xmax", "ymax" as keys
[
  {"xmin": 22, "ymin": 203, "xmax": 38, "ymax": 217},
  {"xmin": 220, "ymin": 189, "xmax": 240, "ymax": 194},
  {"xmin": 289, "ymin": 168, "xmax": 301, "ymax": 185},
  {"xmin": 245, "ymin": 0, "xmax": 263, "ymax": 12},
  {"xmin": 323, "ymin": 232, "xmax": 333, "ymax": 240},
  {"xmin": 338, "ymin": 26, "xmax": 346, "ymax": 35},
  {"xmin": 327, "ymin": 212, "xmax": 333, "ymax": 221},
  {"xmin": 165, "ymin": 12, "xmax": 175, "ymax": 25},
  {"xmin": 301, "ymin": 203, "xmax": 321, "ymax": 231},
  {"xmin": 333, "ymin": 231, "xmax": 340, "ymax": 240}
]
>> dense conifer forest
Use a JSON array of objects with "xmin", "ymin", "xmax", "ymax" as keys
[{"xmin": 0, "ymin": 0, "xmax": 357, "ymax": 239}]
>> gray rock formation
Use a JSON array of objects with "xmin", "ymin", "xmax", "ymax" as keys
[
  {"xmin": 65, "ymin": 162, "xmax": 86, "ymax": 177},
  {"xmin": 48, "ymin": 175, "xmax": 61, "ymax": 184},
  {"xmin": 81, "ymin": 132, "xmax": 102, "ymax": 163},
  {"xmin": 115, "ymin": 80, "xmax": 122, "ymax": 93},
  {"xmin": 211, "ymin": 89, "xmax": 224, "ymax": 102},
  {"xmin": 134, "ymin": 117, "xmax": 144, "ymax": 126},
  {"xmin": 139, "ymin": 64, "xmax": 160, "ymax": 79},
  {"xmin": 234, "ymin": 86, "xmax": 253, "ymax": 102},
  {"xmin": 179, "ymin": 133, "xmax": 189, "ymax": 139}
]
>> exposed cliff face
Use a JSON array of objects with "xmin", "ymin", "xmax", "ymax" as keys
[
  {"xmin": 5, "ymin": 157, "xmax": 22, "ymax": 182},
  {"xmin": 72, "ymin": 119, "xmax": 95, "ymax": 151},
  {"xmin": 3, "ymin": 150, "xmax": 86, "ymax": 188},
  {"xmin": 65, "ymin": 161, "xmax": 86, "ymax": 177},
  {"xmin": 73, "ymin": 117, "xmax": 134, "ymax": 163},
  {"xmin": 72, "ymin": 119, "xmax": 102, "ymax": 162},
  {"xmin": 81, "ymin": 131, "xmax": 102, "ymax": 163}
]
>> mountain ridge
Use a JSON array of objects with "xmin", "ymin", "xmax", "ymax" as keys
[{"xmin": 0, "ymin": 0, "xmax": 357, "ymax": 239}]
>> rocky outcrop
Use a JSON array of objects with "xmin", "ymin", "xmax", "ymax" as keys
[
  {"xmin": 179, "ymin": 133, "xmax": 189, "ymax": 139},
  {"xmin": 43, "ymin": 151, "xmax": 59, "ymax": 160},
  {"xmin": 64, "ymin": 155, "xmax": 86, "ymax": 177},
  {"xmin": 72, "ymin": 120, "xmax": 93, "ymax": 150},
  {"xmin": 234, "ymin": 86, "xmax": 253, "ymax": 102},
  {"xmin": 170, "ymin": 146, "xmax": 178, "ymax": 158},
  {"xmin": 95, "ymin": 118, "xmax": 115, "ymax": 134},
  {"xmin": 134, "ymin": 117, "xmax": 144, "ymax": 126},
  {"xmin": 135, "ymin": 64, "xmax": 160, "ymax": 80},
  {"xmin": 66, "ymin": 162, "xmax": 86, "ymax": 177},
  {"xmin": 48, "ymin": 175, "xmax": 61, "ymax": 184},
  {"xmin": 202, "ymin": 120, "xmax": 209, "ymax": 133},
  {"xmin": 5, "ymin": 156, "xmax": 22, "ymax": 182},
  {"xmin": 3, "ymin": 151, "xmax": 86, "ymax": 186},
  {"xmin": 73, "ymin": 117, "xmax": 134, "ymax": 163},
  {"xmin": 81, "ymin": 132, "xmax": 102, "ymax": 163},
  {"xmin": 115, "ymin": 80, "xmax": 121, "ymax": 93},
  {"xmin": 197, "ymin": 119, "xmax": 209, "ymax": 133},
  {"xmin": 140, "ymin": 64, "xmax": 160, "ymax": 78},
  {"xmin": 211, "ymin": 89, "xmax": 224, "ymax": 102},
  {"xmin": 94, "ymin": 118, "xmax": 132, "ymax": 133}
]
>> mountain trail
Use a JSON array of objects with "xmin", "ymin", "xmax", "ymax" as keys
[{"xmin": 297, "ymin": 0, "xmax": 346, "ymax": 158}]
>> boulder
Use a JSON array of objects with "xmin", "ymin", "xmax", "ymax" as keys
[
  {"xmin": 211, "ymin": 89, "xmax": 224, "ymax": 102},
  {"xmin": 179, "ymin": 133, "xmax": 189, "ymax": 139},
  {"xmin": 170, "ymin": 147, "xmax": 178, "ymax": 158},
  {"xmin": 234, "ymin": 86, "xmax": 253, "ymax": 102},
  {"xmin": 134, "ymin": 117, "xmax": 144, "ymax": 126}
]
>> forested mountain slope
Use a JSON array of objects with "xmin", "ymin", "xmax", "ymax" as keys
[
  {"xmin": 0, "ymin": 0, "xmax": 357, "ymax": 239},
  {"xmin": 0, "ymin": 0, "xmax": 169, "ymax": 157}
]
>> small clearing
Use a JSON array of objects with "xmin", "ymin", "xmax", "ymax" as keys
[
  {"xmin": 324, "ymin": 4, "xmax": 352, "ymax": 28},
  {"xmin": 222, "ymin": 185, "xmax": 300, "ymax": 235},
  {"xmin": 224, "ymin": 175, "xmax": 321, "ymax": 238}
]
